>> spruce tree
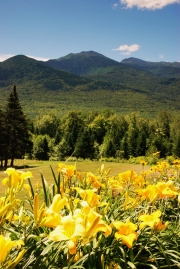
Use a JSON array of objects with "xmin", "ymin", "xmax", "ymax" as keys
[
  {"xmin": 172, "ymin": 133, "xmax": 180, "ymax": 158},
  {"xmin": 0, "ymin": 108, "xmax": 8, "ymax": 167},
  {"xmin": 5, "ymin": 85, "xmax": 31, "ymax": 167},
  {"xmin": 63, "ymin": 111, "xmax": 83, "ymax": 156},
  {"xmin": 74, "ymin": 128, "xmax": 95, "ymax": 159}
]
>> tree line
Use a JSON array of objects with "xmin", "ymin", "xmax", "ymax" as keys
[{"xmin": 1, "ymin": 86, "xmax": 180, "ymax": 167}]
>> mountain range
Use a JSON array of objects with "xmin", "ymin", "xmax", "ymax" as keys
[{"xmin": 0, "ymin": 51, "xmax": 180, "ymax": 119}]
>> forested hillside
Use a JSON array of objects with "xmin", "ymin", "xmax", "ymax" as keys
[
  {"xmin": 1, "ymin": 86, "xmax": 180, "ymax": 167},
  {"xmin": 0, "ymin": 51, "xmax": 180, "ymax": 119}
]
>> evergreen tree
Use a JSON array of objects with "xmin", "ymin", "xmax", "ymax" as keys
[
  {"xmin": 121, "ymin": 133, "xmax": 129, "ymax": 159},
  {"xmin": 107, "ymin": 114, "xmax": 128, "ymax": 150},
  {"xmin": 63, "ymin": 111, "xmax": 84, "ymax": 156},
  {"xmin": 0, "ymin": 108, "xmax": 8, "ymax": 167},
  {"xmin": 74, "ymin": 128, "xmax": 95, "ymax": 159},
  {"xmin": 32, "ymin": 135, "xmax": 50, "ymax": 160},
  {"xmin": 172, "ymin": 132, "xmax": 180, "ymax": 157},
  {"xmin": 100, "ymin": 135, "xmax": 116, "ymax": 158},
  {"xmin": 127, "ymin": 113, "xmax": 139, "ymax": 157},
  {"xmin": 5, "ymin": 85, "xmax": 31, "ymax": 167},
  {"xmin": 136, "ymin": 120, "xmax": 150, "ymax": 156},
  {"xmin": 158, "ymin": 110, "xmax": 171, "ymax": 139},
  {"xmin": 89, "ymin": 114, "xmax": 108, "ymax": 145}
]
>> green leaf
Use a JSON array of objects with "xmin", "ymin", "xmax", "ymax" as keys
[{"xmin": 127, "ymin": 261, "xmax": 136, "ymax": 269}]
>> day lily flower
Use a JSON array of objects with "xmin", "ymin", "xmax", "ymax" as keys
[
  {"xmin": 118, "ymin": 170, "xmax": 145, "ymax": 187},
  {"xmin": 137, "ymin": 184, "xmax": 159, "ymax": 203},
  {"xmin": 118, "ymin": 170, "xmax": 136, "ymax": 185},
  {"xmin": 86, "ymin": 172, "xmax": 105, "ymax": 189},
  {"xmin": 0, "ymin": 197, "xmax": 18, "ymax": 224},
  {"xmin": 47, "ymin": 194, "xmax": 69, "ymax": 214},
  {"xmin": 23, "ymin": 184, "xmax": 33, "ymax": 199},
  {"xmin": 123, "ymin": 191, "xmax": 139, "ymax": 210},
  {"xmin": 139, "ymin": 210, "xmax": 167, "ymax": 230},
  {"xmin": 58, "ymin": 163, "xmax": 76, "ymax": 178},
  {"xmin": 49, "ymin": 215, "xmax": 85, "ymax": 254},
  {"xmin": 33, "ymin": 194, "xmax": 62, "ymax": 228},
  {"xmin": 3, "ymin": 168, "xmax": 32, "ymax": 191},
  {"xmin": 154, "ymin": 220, "xmax": 168, "ymax": 232},
  {"xmin": 112, "ymin": 220, "xmax": 138, "ymax": 248},
  {"xmin": 156, "ymin": 181, "xmax": 178, "ymax": 199},
  {"xmin": 0, "ymin": 235, "xmax": 24, "ymax": 265},
  {"xmin": 75, "ymin": 187, "xmax": 101, "ymax": 208},
  {"xmin": 80, "ymin": 201, "xmax": 112, "ymax": 239}
]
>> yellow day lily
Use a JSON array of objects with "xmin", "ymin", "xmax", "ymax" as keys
[
  {"xmin": 49, "ymin": 215, "xmax": 85, "ymax": 254},
  {"xmin": 58, "ymin": 163, "xmax": 76, "ymax": 178},
  {"xmin": 23, "ymin": 184, "xmax": 33, "ymax": 199},
  {"xmin": 79, "ymin": 201, "xmax": 112, "ymax": 241},
  {"xmin": 112, "ymin": 220, "xmax": 138, "ymax": 248},
  {"xmin": 75, "ymin": 187, "xmax": 101, "ymax": 208},
  {"xmin": 47, "ymin": 194, "xmax": 69, "ymax": 214},
  {"xmin": 3, "ymin": 168, "xmax": 32, "ymax": 191},
  {"xmin": 84, "ymin": 172, "xmax": 105, "ymax": 189},
  {"xmin": 0, "ymin": 196, "xmax": 18, "ymax": 225},
  {"xmin": 137, "ymin": 184, "xmax": 159, "ymax": 203},
  {"xmin": 0, "ymin": 235, "xmax": 24, "ymax": 264},
  {"xmin": 118, "ymin": 170, "xmax": 145, "ymax": 188},
  {"xmin": 154, "ymin": 220, "xmax": 168, "ymax": 232},
  {"xmin": 156, "ymin": 181, "xmax": 178, "ymax": 199},
  {"xmin": 0, "ymin": 197, "xmax": 11, "ymax": 219},
  {"xmin": 123, "ymin": 191, "xmax": 139, "ymax": 210},
  {"xmin": 107, "ymin": 177, "xmax": 124, "ymax": 197},
  {"xmin": 33, "ymin": 194, "xmax": 63, "ymax": 228},
  {"xmin": 139, "ymin": 210, "xmax": 162, "ymax": 230}
]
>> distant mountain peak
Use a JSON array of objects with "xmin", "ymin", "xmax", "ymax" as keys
[
  {"xmin": 46, "ymin": 50, "xmax": 120, "ymax": 76},
  {"xmin": 56, "ymin": 50, "xmax": 107, "ymax": 61},
  {"xmin": 121, "ymin": 57, "xmax": 147, "ymax": 65}
]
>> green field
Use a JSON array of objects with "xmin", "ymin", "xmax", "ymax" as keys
[{"xmin": 0, "ymin": 159, "xmax": 149, "ymax": 195}]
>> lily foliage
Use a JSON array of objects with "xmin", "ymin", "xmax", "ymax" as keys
[{"xmin": 0, "ymin": 160, "xmax": 180, "ymax": 269}]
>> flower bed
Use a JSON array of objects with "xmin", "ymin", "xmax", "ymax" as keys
[{"xmin": 0, "ymin": 161, "xmax": 180, "ymax": 268}]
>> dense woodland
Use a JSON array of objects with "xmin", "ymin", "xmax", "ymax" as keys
[{"xmin": 1, "ymin": 86, "xmax": 180, "ymax": 168}]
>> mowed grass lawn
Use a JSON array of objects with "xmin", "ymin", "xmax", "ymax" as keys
[{"xmin": 0, "ymin": 159, "xmax": 150, "ymax": 196}]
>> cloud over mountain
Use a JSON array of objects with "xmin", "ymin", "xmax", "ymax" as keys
[
  {"xmin": 120, "ymin": 0, "xmax": 180, "ymax": 9},
  {"xmin": 113, "ymin": 44, "xmax": 140, "ymax": 55}
]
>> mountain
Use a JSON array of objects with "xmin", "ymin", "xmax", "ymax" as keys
[
  {"xmin": 121, "ymin": 57, "xmax": 180, "ymax": 78},
  {"xmin": 0, "ymin": 52, "xmax": 180, "ymax": 119},
  {"xmin": 0, "ymin": 55, "xmax": 88, "ymax": 89},
  {"xmin": 45, "ymin": 52, "xmax": 180, "ymax": 79},
  {"xmin": 44, "ymin": 51, "xmax": 121, "ymax": 76}
]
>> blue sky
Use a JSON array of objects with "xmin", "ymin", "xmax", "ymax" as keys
[{"xmin": 0, "ymin": 0, "xmax": 179, "ymax": 63}]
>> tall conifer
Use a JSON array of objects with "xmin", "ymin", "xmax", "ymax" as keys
[
  {"xmin": 5, "ymin": 85, "xmax": 31, "ymax": 167},
  {"xmin": 0, "ymin": 108, "xmax": 8, "ymax": 167}
]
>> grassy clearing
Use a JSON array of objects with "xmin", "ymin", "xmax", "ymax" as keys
[{"xmin": 0, "ymin": 159, "xmax": 149, "ymax": 196}]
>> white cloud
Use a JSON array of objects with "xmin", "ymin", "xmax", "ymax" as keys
[
  {"xmin": 113, "ymin": 44, "xmax": 140, "ymax": 55},
  {"xmin": 0, "ymin": 53, "xmax": 50, "ymax": 62},
  {"xmin": 159, "ymin": 54, "xmax": 164, "ymax": 59},
  {"xmin": 112, "ymin": 3, "xmax": 118, "ymax": 8},
  {"xmin": 120, "ymin": 0, "xmax": 180, "ymax": 9}
]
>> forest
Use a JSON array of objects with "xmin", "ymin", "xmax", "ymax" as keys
[
  {"xmin": 1, "ymin": 86, "xmax": 180, "ymax": 168},
  {"xmin": 1, "ymin": 87, "xmax": 180, "ymax": 269}
]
